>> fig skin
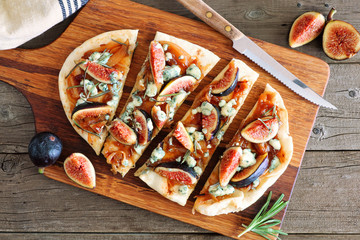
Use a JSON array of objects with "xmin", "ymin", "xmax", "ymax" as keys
[
  {"xmin": 323, "ymin": 8, "xmax": 360, "ymax": 60},
  {"xmin": 289, "ymin": 11, "xmax": 325, "ymax": 48}
]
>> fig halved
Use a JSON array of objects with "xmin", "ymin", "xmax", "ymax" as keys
[
  {"xmin": 241, "ymin": 116, "xmax": 279, "ymax": 143},
  {"xmin": 109, "ymin": 118, "xmax": 137, "ymax": 145},
  {"xmin": 230, "ymin": 153, "xmax": 269, "ymax": 188},
  {"xmin": 133, "ymin": 109, "xmax": 153, "ymax": 145},
  {"xmin": 155, "ymin": 161, "xmax": 198, "ymax": 185},
  {"xmin": 150, "ymin": 41, "xmax": 166, "ymax": 84},
  {"xmin": 64, "ymin": 153, "xmax": 96, "ymax": 189},
  {"xmin": 211, "ymin": 65, "xmax": 239, "ymax": 96},
  {"xmin": 71, "ymin": 102, "xmax": 113, "ymax": 135},
  {"xmin": 201, "ymin": 102, "xmax": 220, "ymax": 141},
  {"xmin": 157, "ymin": 75, "xmax": 196, "ymax": 102},
  {"xmin": 80, "ymin": 61, "xmax": 120, "ymax": 84},
  {"xmin": 173, "ymin": 121, "xmax": 194, "ymax": 152},
  {"xmin": 289, "ymin": 11, "xmax": 325, "ymax": 48},
  {"xmin": 219, "ymin": 147, "xmax": 242, "ymax": 187},
  {"xmin": 323, "ymin": 8, "xmax": 360, "ymax": 60}
]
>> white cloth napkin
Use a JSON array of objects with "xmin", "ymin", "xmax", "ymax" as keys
[{"xmin": 0, "ymin": 0, "xmax": 88, "ymax": 50}]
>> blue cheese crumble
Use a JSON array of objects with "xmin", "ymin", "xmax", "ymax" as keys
[
  {"xmin": 208, "ymin": 183, "xmax": 234, "ymax": 197},
  {"xmin": 240, "ymin": 149, "xmax": 256, "ymax": 168}
]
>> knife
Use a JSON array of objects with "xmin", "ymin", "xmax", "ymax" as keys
[{"xmin": 176, "ymin": 0, "xmax": 337, "ymax": 109}]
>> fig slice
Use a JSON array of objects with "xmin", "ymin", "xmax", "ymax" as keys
[
  {"xmin": 201, "ymin": 102, "xmax": 220, "ymax": 141},
  {"xmin": 173, "ymin": 121, "xmax": 194, "ymax": 152},
  {"xmin": 109, "ymin": 118, "xmax": 137, "ymax": 145},
  {"xmin": 157, "ymin": 75, "xmax": 196, "ymax": 102},
  {"xmin": 64, "ymin": 153, "xmax": 96, "ymax": 189},
  {"xmin": 289, "ymin": 11, "xmax": 325, "ymax": 48},
  {"xmin": 230, "ymin": 153, "xmax": 269, "ymax": 188},
  {"xmin": 241, "ymin": 116, "xmax": 279, "ymax": 144},
  {"xmin": 155, "ymin": 161, "xmax": 198, "ymax": 185},
  {"xmin": 133, "ymin": 109, "xmax": 153, "ymax": 145},
  {"xmin": 323, "ymin": 8, "xmax": 360, "ymax": 60},
  {"xmin": 71, "ymin": 102, "xmax": 113, "ymax": 135},
  {"xmin": 211, "ymin": 63, "xmax": 239, "ymax": 96},
  {"xmin": 219, "ymin": 147, "xmax": 242, "ymax": 187},
  {"xmin": 151, "ymin": 105, "xmax": 167, "ymax": 129},
  {"xmin": 150, "ymin": 41, "xmax": 166, "ymax": 85},
  {"xmin": 80, "ymin": 61, "xmax": 120, "ymax": 84}
]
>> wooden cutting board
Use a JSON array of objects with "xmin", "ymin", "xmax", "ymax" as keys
[{"xmin": 0, "ymin": 0, "xmax": 329, "ymax": 239}]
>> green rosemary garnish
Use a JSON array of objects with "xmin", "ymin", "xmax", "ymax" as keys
[
  {"xmin": 86, "ymin": 82, "xmax": 100, "ymax": 98},
  {"xmin": 67, "ymin": 84, "xmax": 83, "ymax": 89},
  {"xmin": 87, "ymin": 90, "xmax": 110, "ymax": 99},
  {"xmin": 181, "ymin": 150, "xmax": 191, "ymax": 164},
  {"xmin": 149, "ymin": 97, "xmax": 166, "ymax": 103},
  {"xmin": 73, "ymin": 120, "xmax": 100, "ymax": 137},
  {"xmin": 158, "ymin": 92, "xmax": 183, "ymax": 98},
  {"xmin": 82, "ymin": 64, "xmax": 89, "ymax": 96},
  {"xmin": 111, "ymin": 38, "xmax": 127, "ymax": 46},
  {"xmin": 257, "ymin": 118, "xmax": 271, "ymax": 132},
  {"xmin": 238, "ymin": 191, "xmax": 288, "ymax": 240},
  {"xmin": 65, "ymin": 61, "xmax": 85, "ymax": 79}
]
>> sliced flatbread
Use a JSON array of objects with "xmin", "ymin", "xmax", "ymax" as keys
[
  {"xmin": 135, "ymin": 59, "xmax": 259, "ymax": 206},
  {"xmin": 102, "ymin": 31, "xmax": 220, "ymax": 176},
  {"xmin": 193, "ymin": 84, "xmax": 293, "ymax": 216},
  {"xmin": 59, "ymin": 30, "xmax": 138, "ymax": 155}
]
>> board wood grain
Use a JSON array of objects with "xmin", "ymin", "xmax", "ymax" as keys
[{"xmin": 0, "ymin": 0, "xmax": 330, "ymax": 239}]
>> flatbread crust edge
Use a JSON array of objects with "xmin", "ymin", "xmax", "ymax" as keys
[
  {"xmin": 136, "ymin": 59, "xmax": 259, "ymax": 206},
  {"xmin": 193, "ymin": 84, "xmax": 293, "ymax": 216},
  {"xmin": 58, "ymin": 30, "xmax": 138, "ymax": 155},
  {"xmin": 105, "ymin": 31, "xmax": 220, "ymax": 176}
]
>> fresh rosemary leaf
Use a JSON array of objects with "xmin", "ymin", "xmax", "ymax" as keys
[
  {"xmin": 66, "ymin": 61, "xmax": 85, "ymax": 79},
  {"xmin": 87, "ymin": 90, "xmax": 110, "ymax": 99},
  {"xmin": 73, "ymin": 120, "xmax": 100, "ymax": 137},
  {"xmin": 257, "ymin": 118, "xmax": 271, "ymax": 132},
  {"xmin": 158, "ymin": 92, "xmax": 183, "ymax": 98},
  {"xmin": 238, "ymin": 191, "xmax": 288, "ymax": 239},
  {"xmin": 86, "ymin": 82, "xmax": 100, "ymax": 98},
  {"xmin": 67, "ymin": 85, "xmax": 83, "ymax": 89},
  {"xmin": 111, "ymin": 39, "xmax": 127, "ymax": 46}
]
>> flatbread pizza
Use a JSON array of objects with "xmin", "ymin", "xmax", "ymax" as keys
[
  {"xmin": 102, "ymin": 31, "xmax": 220, "ymax": 176},
  {"xmin": 193, "ymin": 84, "xmax": 293, "ymax": 216},
  {"xmin": 135, "ymin": 59, "xmax": 259, "ymax": 206},
  {"xmin": 59, "ymin": 30, "xmax": 138, "ymax": 155}
]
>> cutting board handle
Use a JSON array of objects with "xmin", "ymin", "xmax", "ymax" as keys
[{"xmin": 176, "ymin": 0, "xmax": 244, "ymax": 41}]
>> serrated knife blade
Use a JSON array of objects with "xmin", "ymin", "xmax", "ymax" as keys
[
  {"xmin": 233, "ymin": 36, "xmax": 337, "ymax": 109},
  {"xmin": 176, "ymin": 0, "xmax": 336, "ymax": 109}
]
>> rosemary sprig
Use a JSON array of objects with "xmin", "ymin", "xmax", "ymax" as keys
[
  {"xmin": 111, "ymin": 38, "xmax": 127, "ymax": 46},
  {"xmin": 67, "ymin": 84, "xmax": 83, "ymax": 89},
  {"xmin": 87, "ymin": 90, "xmax": 110, "ymax": 99},
  {"xmin": 83, "ymin": 64, "xmax": 89, "ymax": 96},
  {"xmin": 257, "ymin": 118, "xmax": 271, "ymax": 132},
  {"xmin": 73, "ymin": 120, "xmax": 101, "ymax": 137},
  {"xmin": 149, "ymin": 97, "xmax": 166, "ymax": 103},
  {"xmin": 158, "ymin": 92, "xmax": 183, "ymax": 98},
  {"xmin": 238, "ymin": 191, "xmax": 288, "ymax": 240},
  {"xmin": 66, "ymin": 61, "xmax": 85, "ymax": 79},
  {"xmin": 181, "ymin": 150, "xmax": 191, "ymax": 164},
  {"xmin": 86, "ymin": 82, "xmax": 100, "ymax": 98}
]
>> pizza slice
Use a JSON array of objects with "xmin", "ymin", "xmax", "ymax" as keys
[
  {"xmin": 193, "ymin": 84, "xmax": 293, "ymax": 216},
  {"xmin": 135, "ymin": 59, "xmax": 259, "ymax": 206},
  {"xmin": 59, "ymin": 30, "xmax": 138, "ymax": 155},
  {"xmin": 102, "ymin": 31, "xmax": 220, "ymax": 176}
]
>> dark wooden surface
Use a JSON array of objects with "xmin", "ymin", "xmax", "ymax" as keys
[{"xmin": 1, "ymin": 0, "xmax": 359, "ymax": 239}]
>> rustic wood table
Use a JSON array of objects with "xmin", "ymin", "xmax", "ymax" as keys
[{"xmin": 1, "ymin": 0, "xmax": 359, "ymax": 239}]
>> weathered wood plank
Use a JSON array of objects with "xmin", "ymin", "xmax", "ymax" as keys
[
  {"xmin": 129, "ymin": 0, "xmax": 360, "ymax": 64},
  {"xmin": 0, "ymin": 82, "xmax": 35, "ymax": 154},
  {"xmin": 308, "ymin": 63, "xmax": 360, "ymax": 150},
  {"xmin": 283, "ymin": 151, "xmax": 360, "ymax": 234},
  {"xmin": 0, "ymin": 233, "xmax": 358, "ymax": 240},
  {"xmin": 1, "ymin": 150, "xmax": 359, "ymax": 234}
]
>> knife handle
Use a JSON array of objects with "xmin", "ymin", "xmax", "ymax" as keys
[{"xmin": 176, "ymin": 0, "xmax": 244, "ymax": 41}]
